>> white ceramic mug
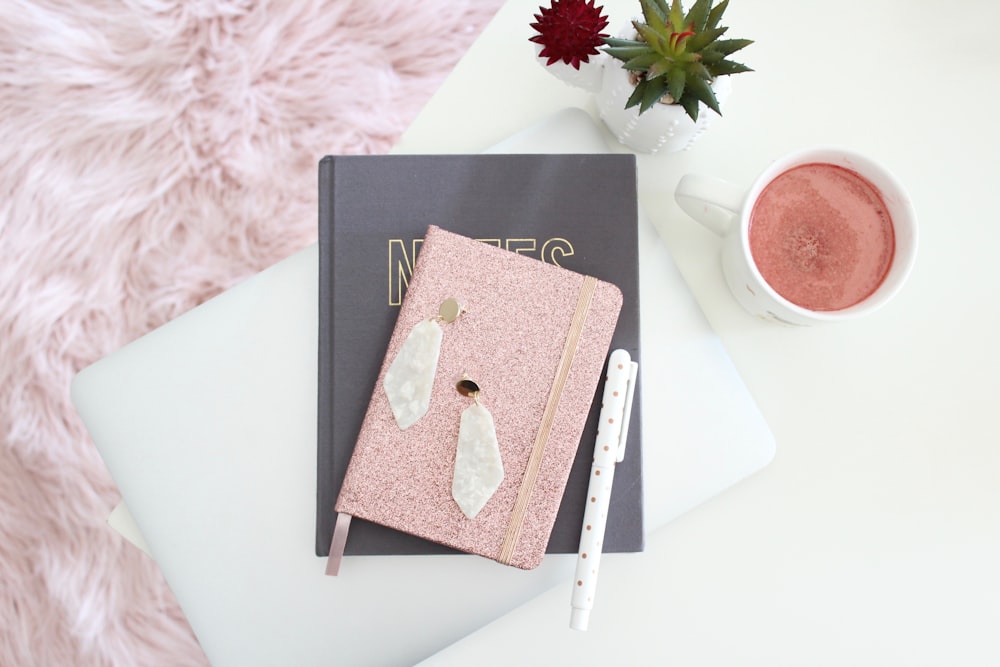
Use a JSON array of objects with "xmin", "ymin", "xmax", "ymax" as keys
[{"xmin": 675, "ymin": 147, "xmax": 918, "ymax": 325}]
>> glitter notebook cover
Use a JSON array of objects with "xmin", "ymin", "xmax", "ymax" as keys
[
  {"xmin": 316, "ymin": 153, "xmax": 643, "ymax": 559},
  {"xmin": 335, "ymin": 225, "xmax": 622, "ymax": 569}
]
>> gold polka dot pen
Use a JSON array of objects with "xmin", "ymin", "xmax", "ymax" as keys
[{"xmin": 570, "ymin": 349, "xmax": 638, "ymax": 631}]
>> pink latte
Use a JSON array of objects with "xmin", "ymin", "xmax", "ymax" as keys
[{"xmin": 749, "ymin": 163, "xmax": 895, "ymax": 311}]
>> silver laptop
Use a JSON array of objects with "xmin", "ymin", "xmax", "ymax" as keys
[{"xmin": 72, "ymin": 108, "xmax": 774, "ymax": 666}]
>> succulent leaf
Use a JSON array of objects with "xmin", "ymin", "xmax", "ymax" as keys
[
  {"xmin": 641, "ymin": 0, "xmax": 670, "ymax": 32},
  {"xmin": 668, "ymin": 29, "xmax": 695, "ymax": 54},
  {"xmin": 668, "ymin": 0, "xmax": 685, "ymax": 29},
  {"xmin": 710, "ymin": 59, "xmax": 752, "ymax": 75},
  {"xmin": 623, "ymin": 52, "xmax": 665, "ymax": 70},
  {"xmin": 647, "ymin": 59, "xmax": 672, "ymax": 79},
  {"xmin": 685, "ymin": 60, "xmax": 712, "ymax": 81},
  {"xmin": 711, "ymin": 38, "xmax": 753, "ymax": 56},
  {"xmin": 705, "ymin": 0, "xmax": 729, "ymax": 30},
  {"xmin": 640, "ymin": 76, "xmax": 670, "ymax": 112},
  {"xmin": 698, "ymin": 49, "xmax": 723, "ymax": 64},
  {"xmin": 605, "ymin": 44, "xmax": 656, "ymax": 60},
  {"xmin": 680, "ymin": 94, "xmax": 700, "ymax": 121},
  {"xmin": 603, "ymin": 36, "xmax": 644, "ymax": 47},
  {"xmin": 634, "ymin": 21, "xmax": 670, "ymax": 52},
  {"xmin": 667, "ymin": 67, "xmax": 686, "ymax": 101},
  {"xmin": 686, "ymin": 26, "xmax": 727, "ymax": 52},
  {"xmin": 601, "ymin": 0, "xmax": 752, "ymax": 121},
  {"xmin": 684, "ymin": 0, "xmax": 712, "ymax": 32},
  {"xmin": 684, "ymin": 74, "xmax": 720, "ymax": 114},
  {"xmin": 625, "ymin": 82, "xmax": 646, "ymax": 109}
]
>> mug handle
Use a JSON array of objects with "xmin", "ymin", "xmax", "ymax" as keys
[{"xmin": 674, "ymin": 174, "xmax": 747, "ymax": 237}]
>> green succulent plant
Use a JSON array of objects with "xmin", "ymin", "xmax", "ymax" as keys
[{"xmin": 602, "ymin": 0, "xmax": 752, "ymax": 121}]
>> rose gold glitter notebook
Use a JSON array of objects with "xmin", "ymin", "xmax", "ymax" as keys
[{"xmin": 329, "ymin": 225, "xmax": 622, "ymax": 572}]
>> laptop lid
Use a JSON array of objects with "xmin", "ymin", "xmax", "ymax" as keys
[{"xmin": 72, "ymin": 108, "xmax": 774, "ymax": 666}]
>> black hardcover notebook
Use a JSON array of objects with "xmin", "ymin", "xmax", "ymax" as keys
[{"xmin": 316, "ymin": 153, "xmax": 643, "ymax": 557}]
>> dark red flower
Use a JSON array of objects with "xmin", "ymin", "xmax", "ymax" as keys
[{"xmin": 529, "ymin": 0, "xmax": 610, "ymax": 70}]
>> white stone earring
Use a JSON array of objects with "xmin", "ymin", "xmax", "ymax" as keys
[
  {"xmin": 383, "ymin": 298, "xmax": 465, "ymax": 429},
  {"xmin": 452, "ymin": 375, "xmax": 504, "ymax": 519}
]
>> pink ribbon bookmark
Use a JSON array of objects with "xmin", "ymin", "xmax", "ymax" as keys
[{"xmin": 325, "ymin": 513, "xmax": 352, "ymax": 576}]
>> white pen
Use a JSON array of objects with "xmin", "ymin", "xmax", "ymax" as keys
[{"xmin": 570, "ymin": 348, "xmax": 638, "ymax": 631}]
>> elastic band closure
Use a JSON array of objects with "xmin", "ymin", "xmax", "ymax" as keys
[{"xmin": 498, "ymin": 276, "xmax": 597, "ymax": 565}]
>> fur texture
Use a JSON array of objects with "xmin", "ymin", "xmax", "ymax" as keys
[{"xmin": 0, "ymin": 1, "xmax": 501, "ymax": 664}]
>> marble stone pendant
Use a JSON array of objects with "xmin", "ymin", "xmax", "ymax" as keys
[
  {"xmin": 452, "ymin": 402, "xmax": 504, "ymax": 519},
  {"xmin": 383, "ymin": 319, "xmax": 442, "ymax": 429}
]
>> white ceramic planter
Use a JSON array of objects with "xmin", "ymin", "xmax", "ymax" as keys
[
  {"xmin": 595, "ymin": 63, "xmax": 732, "ymax": 154},
  {"xmin": 532, "ymin": 43, "xmax": 605, "ymax": 94}
]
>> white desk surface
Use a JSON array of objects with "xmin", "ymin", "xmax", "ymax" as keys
[{"xmin": 394, "ymin": 0, "xmax": 1000, "ymax": 664}]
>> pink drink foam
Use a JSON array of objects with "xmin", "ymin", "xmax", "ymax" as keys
[{"xmin": 749, "ymin": 163, "xmax": 895, "ymax": 311}]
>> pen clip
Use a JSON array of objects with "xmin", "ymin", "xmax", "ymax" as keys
[{"xmin": 616, "ymin": 360, "xmax": 638, "ymax": 463}]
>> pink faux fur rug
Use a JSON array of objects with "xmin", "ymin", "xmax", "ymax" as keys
[{"xmin": 0, "ymin": 1, "xmax": 501, "ymax": 664}]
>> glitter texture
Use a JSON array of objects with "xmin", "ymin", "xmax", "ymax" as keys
[{"xmin": 336, "ymin": 225, "xmax": 622, "ymax": 569}]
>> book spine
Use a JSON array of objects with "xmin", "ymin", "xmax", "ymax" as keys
[{"xmin": 315, "ymin": 156, "xmax": 336, "ymax": 556}]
